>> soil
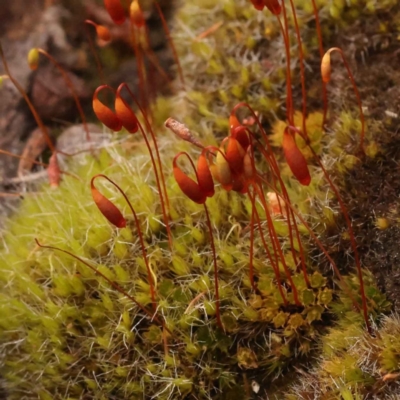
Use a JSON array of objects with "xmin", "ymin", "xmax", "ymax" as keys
[
  {"xmin": 266, "ymin": 3, "xmax": 400, "ymax": 313},
  {"xmin": 327, "ymin": 12, "xmax": 400, "ymax": 311}
]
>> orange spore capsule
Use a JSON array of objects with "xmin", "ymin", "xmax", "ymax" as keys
[
  {"xmin": 321, "ymin": 51, "xmax": 332, "ymax": 83},
  {"xmin": 215, "ymin": 150, "xmax": 233, "ymax": 190},
  {"xmin": 209, "ymin": 161, "xmax": 219, "ymax": 185},
  {"xmin": 264, "ymin": 0, "xmax": 281, "ymax": 15},
  {"xmin": 282, "ymin": 128, "xmax": 311, "ymax": 186},
  {"xmin": 130, "ymin": 0, "xmax": 145, "ymax": 28},
  {"xmin": 115, "ymin": 93, "xmax": 139, "ymax": 133},
  {"xmin": 173, "ymin": 153, "xmax": 206, "ymax": 205},
  {"xmin": 243, "ymin": 148, "xmax": 256, "ymax": 182},
  {"xmin": 96, "ymin": 24, "xmax": 111, "ymax": 42},
  {"xmin": 104, "ymin": 0, "xmax": 126, "ymax": 25},
  {"xmin": 85, "ymin": 20, "xmax": 111, "ymax": 43},
  {"xmin": 47, "ymin": 153, "xmax": 60, "ymax": 188},
  {"xmin": 197, "ymin": 150, "xmax": 214, "ymax": 198},
  {"xmin": 91, "ymin": 176, "xmax": 127, "ymax": 228},
  {"xmin": 231, "ymin": 125, "xmax": 250, "ymax": 150},
  {"xmin": 232, "ymin": 175, "xmax": 248, "ymax": 194},
  {"xmin": 93, "ymin": 86, "xmax": 122, "ymax": 131},
  {"xmin": 225, "ymin": 137, "xmax": 245, "ymax": 175},
  {"xmin": 229, "ymin": 113, "xmax": 241, "ymax": 133},
  {"xmin": 250, "ymin": 0, "xmax": 265, "ymax": 11}
]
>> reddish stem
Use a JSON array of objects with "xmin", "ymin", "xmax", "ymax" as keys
[
  {"xmin": 310, "ymin": 0, "xmax": 328, "ymax": 129},
  {"xmin": 326, "ymin": 48, "xmax": 366, "ymax": 153},
  {"xmin": 203, "ymin": 203, "xmax": 222, "ymax": 329},
  {"xmin": 92, "ymin": 174, "xmax": 157, "ymax": 311},
  {"xmin": 153, "ymin": 1, "xmax": 185, "ymax": 88},
  {"xmin": 258, "ymin": 175, "xmax": 362, "ymax": 313},
  {"xmin": 306, "ymin": 145, "xmax": 370, "ymax": 332},
  {"xmin": 142, "ymin": 23, "xmax": 175, "ymax": 92},
  {"xmin": 0, "ymin": 44, "xmax": 55, "ymax": 154},
  {"xmin": 277, "ymin": 2, "xmax": 294, "ymax": 125},
  {"xmin": 288, "ymin": 0, "xmax": 308, "ymax": 137},
  {"xmin": 37, "ymin": 49, "xmax": 91, "ymax": 142},
  {"xmin": 238, "ymin": 103, "xmax": 364, "ymax": 319},
  {"xmin": 255, "ymin": 185, "xmax": 301, "ymax": 305},
  {"xmin": 231, "ymin": 115, "xmax": 309, "ymax": 286},
  {"xmin": 248, "ymin": 189, "xmax": 288, "ymax": 305},
  {"xmin": 130, "ymin": 25, "xmax": 148, "ymax": 112},
  {"xmin": 84, "ymin": 20, "xmax": 106, "ymax": 84},
  {"xmin": 118, "ymin": 83, "xmax": 173, "ymax": 250},
  {"xmin": 176, "ymin": 152, "xmax": 222, "ymax": 329},
  {"xmin": 248, "ymin": 196, "xmax": 256, "ymax": 292}
]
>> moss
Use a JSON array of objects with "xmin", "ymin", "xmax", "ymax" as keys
[
  {"xmin": 287, "ymin": 314, "xmax": 400, "ymax": 398},
  {"xmin": 4, "ymin": 134, "xmax": 371, "ymax": 397},
  {"xmin": 173, "ymin": 0, "xmax": 398, "ymax": 138}
]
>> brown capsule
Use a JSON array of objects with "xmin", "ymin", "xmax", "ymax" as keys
[
  {"xmin": 249, "ymin": 0, "xmax": 265, "ymax": 11},
  {"xmin": 243, "ymin": 148, "xmax": 256, "ymax": 182},
  {"xmin": 173, "ymin": 152, "xmax": 206, "ymax": 205},
  {"xmin": 104, "ymin": 0, "xmax": 126, "ymax": 25},
  {"xmin": 264, "ymin": 0, "xmax": 281, "ymax": 15},
  {"xmin": 93, "ymin": 86, "xmax": 122, "ymax": 132},
  {"xmin": 321, "ymin": 51, "xmax": 332, "ymax": 83},
  {"xmin": 197, "ymin": 150, "xmax": 215, "ymax": 198},
  {"xmin": 282, "ymin": 128, "xmax": 311, "ymax": 186},
  {"xmin": 229, "ymin": 113, "xmax": 241, "ymax": 133},
  {"xmin": 96, "ymin": 24, "xmax": 111, "ymax": 42},
  {"xmin": 225, "ymin": 137, "xmax": 245, "ymax": 175},
  {"xmin": 231, "ymin": 125, "xmax": 250, "ymax": 150},
  {"xmin": 115, "ymin": 93, "xmax": 139, "ymax": 133},
  {"xmin": 91, "ymin": 175, "xmax": 127, "ymax": 228},
  {"xmin": 215, "ymin": 149, "xmax": 233, "ymax": 190}
]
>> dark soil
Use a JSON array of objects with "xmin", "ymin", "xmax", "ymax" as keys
[
  {"xmin": 278, "ymin": 3, "xmax": 400, "ymax": 313},
  {"xmin": 331, "ymin": 15, "xmax": 400, "ymax": 311}
]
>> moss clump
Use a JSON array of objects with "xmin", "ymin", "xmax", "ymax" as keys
[
  {"xmin": 286, "ymin": 314, "xmax": 400, "ymax": 399},
  {"xmin": 3, "ymin": 134, "xmax": 388, "ymax": 398},
  {"xmin": 173, "ymin": 0, "xmax": 398, "ymax": 136}
]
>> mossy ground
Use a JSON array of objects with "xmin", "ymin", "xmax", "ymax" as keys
[
  {"xmin": 1, "ymin": 0, "xmax": 400, "ymax": 399},
  {"xmin": 286, "ymin": 314, "xmax": 400, "ymax": 399},
  {"xmin": 0, "ymin": 130, "xmax": 365, "ymax": 399}
]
